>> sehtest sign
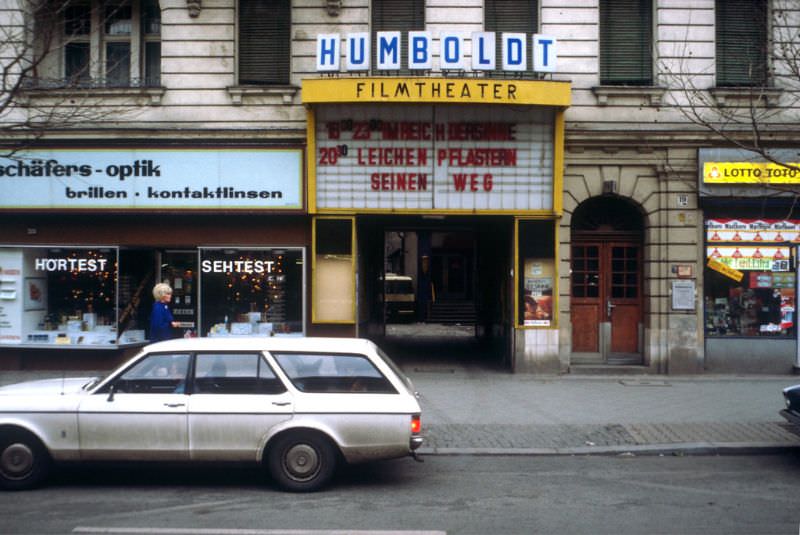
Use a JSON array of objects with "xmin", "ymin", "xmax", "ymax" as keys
[{"xmin": 317, "ymin": 32, "xmax": 557, "ymax": 73}]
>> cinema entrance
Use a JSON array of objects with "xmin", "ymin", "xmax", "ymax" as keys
[
  {"xmin": 303, "ymin": 76, "xmax": 570, "ymax": 373},
  {"xmin": 357, "ymin": 215, "xmax": 514, "ymax": 370}
]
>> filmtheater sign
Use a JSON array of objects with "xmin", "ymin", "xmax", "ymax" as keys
[{"xmin": 305, "ymin": 31, "xmax": 569, "ymax": 213}]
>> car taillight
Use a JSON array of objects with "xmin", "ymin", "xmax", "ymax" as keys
[{"xmin": 411, "ymin": 414, "xmax": 421, "ymax": 434}]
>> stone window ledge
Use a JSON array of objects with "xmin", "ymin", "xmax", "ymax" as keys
[
  {"xmin": 227, "ymin": 85, "xmax": 299, "ymax": 105},
  {"xmin": 709, "ymin": 86, "xmax": 782, "ymax": 107},
  {"xmin": 592, "ymin": 85, "xmax": 667, "ymax": 107},
  {"xmin": 21, "ymin": 86, "xmax": 166, "ymax": 106}
]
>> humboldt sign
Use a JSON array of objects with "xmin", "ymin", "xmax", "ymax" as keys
[{"xmin": 316, "ymin": 32, "xmax": 557, "ymax": 74}]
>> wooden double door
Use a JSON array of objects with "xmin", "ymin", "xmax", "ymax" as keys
[{"xmin": 571, "ymin": 241, "xmax": 642, "ymax": 363}]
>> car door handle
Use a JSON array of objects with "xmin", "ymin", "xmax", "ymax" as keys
[
  {"xmin": 272, "ymin": 401, "xmax": 291, "ymax": 407},
  {"xmin": 163, "ymin": 402, "xmax": 186, "ymax": 408}
]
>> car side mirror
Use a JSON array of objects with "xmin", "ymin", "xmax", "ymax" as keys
[{"xmin": 106, "ymin": 384, "xmax": 116, "ymax": 402}]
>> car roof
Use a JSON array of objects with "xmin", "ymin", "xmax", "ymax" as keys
[{"xmin": 143, "ymin": 336, "xmax": 377, "ymax": 354}]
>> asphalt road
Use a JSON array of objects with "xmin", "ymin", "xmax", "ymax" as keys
[{"xmin": 1, "ymin": 453, "xmax": 799, "ymax": 535}]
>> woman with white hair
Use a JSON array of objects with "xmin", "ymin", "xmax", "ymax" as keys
[{"xmin": 149, "ymin": 282, "xmax": 179, "ymax": 342}]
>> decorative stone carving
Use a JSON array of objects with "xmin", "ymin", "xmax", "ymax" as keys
[
  {"xmin": 325, "ymin": 0, "xmax": 342, "ymax": 17},
  {"xmin": 187, "ymin": 0, "xmax": 201, "ymax": 18}
]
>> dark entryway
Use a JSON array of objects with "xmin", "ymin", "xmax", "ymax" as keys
[{"xmin": 357, "ymin": 215, "xmax": 513, "ymax": 371}]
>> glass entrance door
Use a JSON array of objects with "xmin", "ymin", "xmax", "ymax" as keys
[{"xmin": 159, "ymin": 250, "xmax": 197, "ymax": 337}]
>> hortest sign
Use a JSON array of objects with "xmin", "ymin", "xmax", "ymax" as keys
[
  {"xmin": 0, "ymin": 148, "xmax": 303, "ymax": 210},
  {"xmin": 314, "ymin": 104, "xmax": 555, "ymax": 211}
]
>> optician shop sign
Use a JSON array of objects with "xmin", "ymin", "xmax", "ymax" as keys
[
  {"xmin": 317, "ymin": 32, "xmax": 557, "ymax": 74},
  {"xmin": 0, "ymin": 148, "xmax": 303, "ymax": 210},
  {"xmin": 314, "ymin": 104, "xmax": 554, "ymax": 211}
]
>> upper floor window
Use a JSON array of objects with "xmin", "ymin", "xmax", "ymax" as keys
[
  {"xmin": 599, "ymin": 0, "xmax": 652, "ymax": 85},
  {"xmin": 485, "ymin": 0, "xmax": 538, "ymax": 75},
  {"xmin": 371, "ymin": 0, "xmax": 424, "ymax": 74},
  {"xmin": 58, "ymin": 0, "xmax": 160, "ymax": 88},
  {"xmin": 716, "ymin": 0, "xmax": 767, "ymax": 87},
  {"xmin": 239, "ymin": 0, "xmax": 291, "ymax": 85}
]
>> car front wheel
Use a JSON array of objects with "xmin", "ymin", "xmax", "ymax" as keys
[
  {"xmin": 0, "ymin": 430, "xmax": 51, "ymax": 490},
  {"xmin": 267, "ymin": 431, "xmax": 337, "ymax": 492}
]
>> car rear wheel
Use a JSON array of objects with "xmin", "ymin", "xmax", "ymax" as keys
[
  {"xmin": 267, "ymin": 431, "xmax": 337, "ymax": 492},
  {"xmin": 0, "ymin": 430, "xmax": 51, "ymax": 490}
]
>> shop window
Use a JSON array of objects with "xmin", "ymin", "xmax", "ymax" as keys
[
  {"xmin": 313, "ymin": 218, "xmax": 355, "ymax": 323},
  {"xmin": 36, "ymin": 0, "xmax": 161, "ymax": 89},
  {"xmin": 238, "ymin": 0, "xmax": 291, "ymax": 85},
  {"xmin": 371, "ymin": 0, "xmax": 425, "ymax": 74},
  {"xmin": 158, "ymin": 250, "xmax": 198, "ymax": 338},
  {"xmin": 199, "ymin": 248, "xmax": 304, "ymax": 338},
  {"xmin": 517, "ymin": 219, "xmax": 555, "ymax": 327},
  {"xmin": 599, "ymin": 0, "xmax": 652, "ymax": 85},
  {"xmin": 716, "ymin": 0, "xmax": 767, "ymax": 87},
  {"xmin": 485, "ymin": 0, "xmax": 538, "ymax": 74},
  {"xmin": 0, "ymin": 246, "xmax": 120, "ymax": 346},
  {"xmin": 705, "ymin": 219, "xmax": 796, "ymax": 338}
]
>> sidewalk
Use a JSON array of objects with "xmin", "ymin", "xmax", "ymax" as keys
[
  {"xmin": 405, "ymin": 364, "xmax": 800, "ymax": 456},
  {"xmin": 2, "ymin": 366, "xmax": 800, "ymax": 457}
]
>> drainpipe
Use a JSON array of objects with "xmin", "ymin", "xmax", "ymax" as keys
[{"xmin": 796, "ymin": 246, "xmax": 800, "ymax": 374}]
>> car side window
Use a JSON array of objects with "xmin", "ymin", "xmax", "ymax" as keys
[
  {"xmin": 193, "ymin": 352, "xmax": 286, "ymax": 395},
  {"xmin": 272, "ymin": 352, "xmax": 397, "ymax": 394},
  {"xmin": 109, "ymin": 353, "xmax": 190, "ymax": 394}
]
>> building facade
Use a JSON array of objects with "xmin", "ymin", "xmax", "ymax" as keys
[{"xmin": 0, "ymin": 0, "xmax": 798, "ymax": 374}]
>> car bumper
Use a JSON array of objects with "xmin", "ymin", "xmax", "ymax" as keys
[
  {"xmin": 410, "ymin": 435, "xmax": 424, "ymax": 451},
  {"xmin": 780, "ymin": 408, "xmax": 800, "ymax": 427}
]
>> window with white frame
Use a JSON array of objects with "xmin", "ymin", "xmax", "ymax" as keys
[{"xmin": 46, "ymin": 0, "xmax": 160, "ymax": 88}]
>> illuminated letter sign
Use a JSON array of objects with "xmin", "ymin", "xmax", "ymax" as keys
[
  {"xmin": 440, "ymin": 32, "xmax": 466, "ymax": 70},
  {"xmin": 315, "ymin": 31, "xmax": 558, "ymax": 74},
  {"xmin": 472, "ymin": 32, "xmax": 496, "ymax": 71},
  {"xmin": 377, "ymin": 31, "xmax": 401, "ymax": 70},
  {"xmin": 409, "ymin": 31, "xmax": 432, "ymax": 70},
  {"xmin": 533, "ymin": 35, "xmax": 556, "ymax": 73},
  {"xmin": 502, "ymin": 33, "xmax": 526, "ymax": 71},
  {"xmin": 316, "ymin": 34, "xmax": 340, "ymax": 72},
  {"xmin": 346, "ymin": 33, "xmax": 369, "ymax": 71}
]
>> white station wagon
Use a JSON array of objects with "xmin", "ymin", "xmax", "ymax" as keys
[{"xmin": 0, "ymin": 337, "xmax": 423, "ymax": 492}]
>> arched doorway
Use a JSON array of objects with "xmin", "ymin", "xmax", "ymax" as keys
[{"xmin": 570, "ymin": 196, "xmax": 645, "ymax": 365}]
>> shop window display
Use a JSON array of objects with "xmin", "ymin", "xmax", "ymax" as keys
[
  {"xmin": 0, "ymin": 246, "xmax": 128, "ymax": 346},
  {"xmin": 199, "ymin": 248, "xmax": 304, "ymax": 337},
  {"xmin": 705, "ymin": 269, "xmax": 795, "ymax": 338},
  {"xmin": 704, "ymin": 219, "xmax": 797, "ymax": 339}
]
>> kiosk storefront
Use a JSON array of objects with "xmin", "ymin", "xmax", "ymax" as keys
[
  {"xmin": 0, "ymin": 146, "xmax": 307, "ymax": 366},
  {"xmin": 700, "ymin": 148, "xmax": 800, "ymax": 373}
]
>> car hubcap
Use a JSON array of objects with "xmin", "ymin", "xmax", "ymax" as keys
[
  {"xmin": 1, "ymin": 443, "xmax": 34, "ymax": 480},
  {"xmin": 284, "ymin": 443, "xmax": 320, "ymax": 481}
]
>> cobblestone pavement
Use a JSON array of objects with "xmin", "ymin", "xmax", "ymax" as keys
[
  {"xmin": 420, "ymin": 421, "xmax": 800, "ymax": 455},
  {"xmin": 406, "ymin": 366, "xmax": 800, "ymax": 455}
]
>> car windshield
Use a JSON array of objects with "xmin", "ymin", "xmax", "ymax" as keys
[{"xmin": 386, "ymin": 280, "xmax": 413, "ymax": 294}]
